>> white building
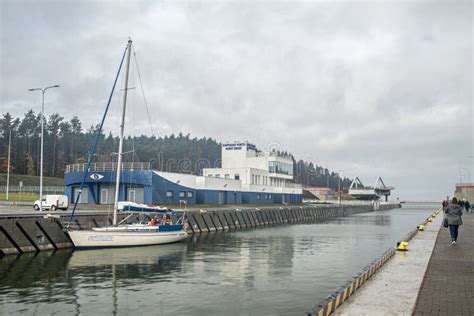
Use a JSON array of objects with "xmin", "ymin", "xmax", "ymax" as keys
[{"xmin": 203, "ymin": 141, "xmax": 302, "ymax": 199}]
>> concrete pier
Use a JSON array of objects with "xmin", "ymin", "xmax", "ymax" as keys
[
  {"xmin": 0, "ymin": 203, "xmax": 400, "ymax": 256},
  {"xmin": 314, "ymin": 208, "xmax": 474, "ymax": 316},
  {"xmin": 333, "ymin": 212, "xmax": 442, "ymax": 315}
]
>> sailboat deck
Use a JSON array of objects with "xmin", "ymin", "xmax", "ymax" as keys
[{"xmin": 92, "ymin": 224, "xmax": 184, "ymax": 232}]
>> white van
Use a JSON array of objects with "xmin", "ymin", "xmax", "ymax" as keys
[{"xmin": 33, "ymin": 195, "xmax": 69, "ymax": 211}]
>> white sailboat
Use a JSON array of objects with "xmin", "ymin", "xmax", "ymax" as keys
[{"xmin": 67, "ymin": 39, "xmax": 188, "ymax": 248}]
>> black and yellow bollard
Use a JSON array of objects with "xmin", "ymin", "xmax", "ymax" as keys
[
  {"xmin": 397, "ymin": 241, "xmax": 409, "ymax": 251},
  {"xmin": 417, "ymin": 224, "xmax": 425, "ymax": 231},
  {"xmin": 396, "ymin": 241, "xmax": 409, "ymax": 251}
]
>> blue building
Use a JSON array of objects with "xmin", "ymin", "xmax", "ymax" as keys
[{"xmin": 64, "ymin": 142, "xmax": 303, "ymax": 206}]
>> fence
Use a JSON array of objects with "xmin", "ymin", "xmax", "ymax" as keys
[
  {"xmin": 66, "ymin": 162, "xmax": 151, "ymax": 173},
  {"xmin": 0, "ymin": 186, "xmax": 64, "ymax": 194}
]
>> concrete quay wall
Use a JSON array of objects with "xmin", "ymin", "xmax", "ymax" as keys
[
  {"xmin": 307, "ymin": 207, "xmax": 441, "ymax": 316},
  {"xmin": 0, "ymin": 203, "xmax": 400, "ymax": 256}
]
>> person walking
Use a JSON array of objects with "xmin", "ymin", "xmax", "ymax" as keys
[
  {"xmin": 445, "ymin": 197, "xmax": 463, "ymax": 245},
  {"xmin": 442, "ymin": 199, "xmax": 449, "ymax": 208},
  {"xmin": 464, "ymin": 200, "xmax": 471, "ymax": 213}
]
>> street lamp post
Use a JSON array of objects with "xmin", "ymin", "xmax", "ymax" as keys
[
  {"xmin": 6, "ymin": 130, "xmax": 11, "ymax": 200},
  {"xmin": 28, "ymin": 85, "xmax": 60, "ymax": 211}
]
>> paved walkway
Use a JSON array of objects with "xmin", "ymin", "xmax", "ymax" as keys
[
  {"xmin": 335, "ymin": 214, "xmax": 442, "ymax": 316},
  {"xmin": 413, "ymin": 212, "xmax": 474, "ymax": 316}
]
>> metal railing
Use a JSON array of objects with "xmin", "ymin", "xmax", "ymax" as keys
[
  {"xmin": 66, "ymin": 162, "xmax": 151, "ymax": 173},
  {"xmin": 0, "ymin": 185, "xmax": 64, "ymax": 194}
]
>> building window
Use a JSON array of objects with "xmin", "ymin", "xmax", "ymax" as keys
[
  {"xmin": 269, "ymin": 194, "xmax": 272, "ymax": 199},
  {"xmin": 225, "ymin": 174, "xmax": 230, "ymax": 179},
  {"xmin": 166, "ymin": 190, "xmax": 173, "ymax": 198},
  {"xmin": 187, "ymin": 191, "xmax": 194, "ymax": 198},
  {"xmin": 269, "ymin": 161, "xmax": 293, "ymax": 176},
  {"xmin": 252, "ymin": 175, "xmax": 255, "ymax": 184},
  {"xmin": 257, "ymin": 194, "xmax": 261, "ymax": 200},
  {"xmin": 215, "ymin": 174, "xmax": 221, "ymax": 178},
  {"xmin": 235, "ymin": 174, "xmax": 240, "ymax": 180},
  {"xmin": 179, "ymin": 191, "xmax": 185, "ymax": 198},
  {"xmin": 208, "ymin": 174, "xmax": 213, "ymax": 177}
]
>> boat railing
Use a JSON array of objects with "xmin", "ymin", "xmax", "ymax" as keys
[{"xmin": 66, "ymin": 162, "xmax": 152, "ymax": 173}]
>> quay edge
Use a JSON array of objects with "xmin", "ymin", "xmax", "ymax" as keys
[{"xmin": 0, "ymin": 203, "xmax": 401, "ymax": 256}]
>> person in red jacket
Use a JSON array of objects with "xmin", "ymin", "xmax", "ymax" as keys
[{"xmin": 149, "ymin": 216, "xmax": 158, "ymax": 226}]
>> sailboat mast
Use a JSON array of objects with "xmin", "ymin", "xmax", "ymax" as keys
[{"xmin": 113, "ymin": 39, "xmax": 133, "ymax": 226}]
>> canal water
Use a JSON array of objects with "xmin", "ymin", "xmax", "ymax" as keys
[{"xmin": 0, "ymin": 203, "xmax": 437, "ymax": 315}]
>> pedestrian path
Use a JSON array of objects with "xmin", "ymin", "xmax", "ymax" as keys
[
  {"xmin": 413, "ymin": 212, "xmax": 474, "ymax": 315},
  {"xmin": 334, "ymin": 213, "xmax": 442, "ymax": 316}
]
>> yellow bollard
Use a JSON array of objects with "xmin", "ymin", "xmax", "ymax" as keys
[
  {"xmin": 397, "ymin": 241, "xmax": 409, "ymax": 251},
  {"xmin": 427, "ymin": 217, "xmax": 432, "ymax": 222},
  {"xmin": 418, "ymin": 224, "xmax": 425, "ymax": 231}
]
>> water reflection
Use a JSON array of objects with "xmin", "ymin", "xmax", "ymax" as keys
[
  {"xmin": 67, "ymin": 244, "xmax": 187, "ymax": 315},
  {"xmin": 0, "ymin": 203, "xmax": 438, "ymax": 315},
  {"xmin": 68, "ymin": 243, "xmax": 187, "ymax": 274}
]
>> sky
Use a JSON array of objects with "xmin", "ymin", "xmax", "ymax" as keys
[{"xmin": 0, "ymin": 0, "xmax": 472, "ymax": 200}]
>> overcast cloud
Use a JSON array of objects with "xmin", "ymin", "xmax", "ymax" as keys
[{"xmin": 1, "ymin": 0, "xmax": 472, "ymax": 200}]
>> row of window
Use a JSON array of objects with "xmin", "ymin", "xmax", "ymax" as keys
[
  {"xmin": 166, "ymin": 191, "xmax": 194, "ymax": 198},
  {"xmin": 252, "ymin": 175, "xmax": 286, "ymax": 187},
  {"xmin": 208, "ymin": 174, "xmax": 240, "ymax": 180},
  {"xmin": 271, "ymin": 178, "xmax": 285, "ymax": 187},
  {"xmin": 252, "ymin": 174, "xmax": 269, "ymax": 186},
  {"xmin": 164, "ymin": 190, "xmax": 273, "ymax": 200},
  {"xmin": 256, "ymin": 194, "xmax": 272, "ymax": 200},
  {"xmin": 269, "ymin": 161, "xmax": 293, "ymax": 176}
]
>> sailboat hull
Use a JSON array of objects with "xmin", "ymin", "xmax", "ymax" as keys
[{"xmin": 68, "ymin": 229, "xmax": 188, "ymax": 248}]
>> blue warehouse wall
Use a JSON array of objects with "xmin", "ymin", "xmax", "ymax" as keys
[
  {"xmin": 196, "ymin": 190, "xmax": 219, "ymax": 205},
  {"xmin": 65, "ymin": 170, "xmax": 153, "ymax": 204},
  {"xmin": 243, "ymin": 192, "xmax": 277, "ymax": 204},
  {"xmin": 151, "ymin": 173, "xmax": 196, "ymax": 205},
  {"xmin": 195, "ymin": 190, "xmax": 242, "ymax": 205},
  {"xmin": 226, "ymin": 191, "xmax": 242, "ymax": 204}
]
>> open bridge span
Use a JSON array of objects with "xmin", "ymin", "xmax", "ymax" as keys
[{"xmin": 349, "ymin": 177, "xmax": 394, "ymax": 201}]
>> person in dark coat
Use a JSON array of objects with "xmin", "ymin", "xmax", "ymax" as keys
[
  {"xmin": 464, "ymin": 200, "xmax": 471, "ymax": 213},
  {"xmin": 445, "ymin": 197, "xmax": 463, "ymax": 245}
]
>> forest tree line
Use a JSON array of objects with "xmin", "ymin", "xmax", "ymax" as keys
[{"xmin": 0, "ymin": 110, "xmax": 351, "ymax": 189}]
